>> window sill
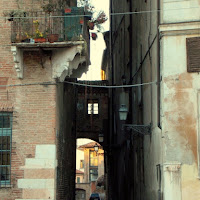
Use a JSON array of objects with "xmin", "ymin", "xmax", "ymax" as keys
[{"xmin": 0, "ymin": 184, "xmax": 12, "ymax": 188}]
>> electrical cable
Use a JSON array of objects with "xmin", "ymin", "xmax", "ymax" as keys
[
  {"xmin": 0, "ymin": 82, "xmax": 56, "ymax": 88},
  {"xmin": 0, "ymin": 80, "xmax": 158, "ymax": 88},
  {"xmin": 64, "ymin": 80, "xmax": 158, "ymax": 88},
  {"xmin": 0, "ymin": 6, "xmax": 199, "ymax": 19}
]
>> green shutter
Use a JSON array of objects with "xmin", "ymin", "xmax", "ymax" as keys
[{"xmin": 64, "ymin": 7, "xmax": 84, "ymax": 40}]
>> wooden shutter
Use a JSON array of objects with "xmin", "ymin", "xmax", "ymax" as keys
[{"xmin": 186, "ymin": 37, "xmax": 200, "ymax": 72}]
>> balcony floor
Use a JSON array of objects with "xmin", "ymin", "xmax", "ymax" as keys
[{"xmin": 12, "ymin": 41, "xmax": 85, "ymax": 50}]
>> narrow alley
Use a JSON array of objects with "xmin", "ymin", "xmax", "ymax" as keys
[{"xmin": 1, "ymin": 0, "xmax": 200, "ymax": 200}]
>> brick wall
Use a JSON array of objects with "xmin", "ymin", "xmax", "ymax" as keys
[
  {"xmin": 0, "ymin": 1, "xmax": 57, "ymax": 198},
  {"xmin": 0, "ymin": 50, "xmax": 57, "ymax": 200},
  {"xmin": 76, "ymin": 82, "xmax": 108, "ymax": 141},
  {"xmin": 0, "ymin": 1, "xmax": 87, "ymax": 199}
]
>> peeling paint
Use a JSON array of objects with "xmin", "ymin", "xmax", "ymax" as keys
[{"xmin": 163, "ymin": 72, "xmax": 197, "ymax": 163}]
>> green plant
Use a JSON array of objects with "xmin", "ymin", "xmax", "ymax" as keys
[
  {"xmin": 3, "ymin": 10, "xmax": 27, "ymax": 21},
  {"xmin": 42, "ymin": 2, "xmax": 57, "ymax": 13},
  {"xmin": 77, "ymin": 0, "xmax": 107, "ymax": 32},
  {"xmin": 25, "ymin": 20, "xmax": 46, "ymax": 39}
]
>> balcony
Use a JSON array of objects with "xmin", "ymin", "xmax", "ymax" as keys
[
  {"xmin": 11, "ymin": 8, "xmax": 90, "ymax": 44},
  {"xmin": 10, "ymin": 7, "xmax": 91, "ymax": 80}
]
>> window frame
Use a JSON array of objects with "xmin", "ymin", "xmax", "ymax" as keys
[
  {"xmin": 87, "ymin": 100, "xmax": 99, "ymax": 115},
  {"xmin": 77, "ymin": 176, "xmax": 80, "ymax": 183},
  {"xmin": 89, "ymin": 150, "xmax": 98, "ymax": 182},
  {"xmin": 80, "ymin": 159, "xmax": 84, "ymax": 169},
  {"xmin": 0, "ymin": 112, "xmax": 12, "ymax": 187}
]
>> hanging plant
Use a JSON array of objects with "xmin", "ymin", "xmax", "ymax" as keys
[
  {"xmin": 91, "ymin": 33, "xmax": 97, "ymax": 40},
  {"xmin": 88, "ymin": 21, "xmax": 95, "ymax": 30},
  {"xmin": 78, "ymin": 0, "xmax": 107, "ymax": 32}
]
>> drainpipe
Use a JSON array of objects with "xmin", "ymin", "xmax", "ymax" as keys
[
  {"xmin": 157, "ymin": 0, "xmax": 162, "ymax": 200},
  {"xmin": 129, "ymin": 0, "xmax": 133, "ymax": 120},
  {"xmin": 157, "ymin": 0, "xmax": 161, "ymax": 129},
  {"xmin": 129, "ymin": 1, "xmax": 134, "ymax": 200}
]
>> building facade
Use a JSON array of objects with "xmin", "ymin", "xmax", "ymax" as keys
[
  {"xmin": 0, "ymin": 0, "xmax": 91, "ymax": 199},
  {"xmin": 106, "ymin": 0, "xmax": 200, "ymax": 199},
  {"xmin": 76, "ymin": 142, "xmax": 105, "ymax": 200}
]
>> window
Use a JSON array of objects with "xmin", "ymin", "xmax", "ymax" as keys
[
  {"xmin": 77, "ymin": 177, "xmax": 80, "ymax": 183},
  {"xmin": 89, "ymin": 168, "xmax": 98, "ymax": 181},
  {"xmin": 0, "ymin": 113, "xmax": 12, "ymax": 186},
  {"xmin": 89, "ymin": 150, "xmax": 98, "ymax": 181},
  {"xmin": 90, "ymin": 151, "xmax": 98, "ymax": 166},
  {"xmin": 186, "ymin": 37, "xmax": 200, "ymax": 72},
  {"xmin": 80, "ymin": 160, "xmax": 84, "ymax": 169},
  {"xmin": 87, "ymin": 100, "xmax": 98, "ymax": 115}
]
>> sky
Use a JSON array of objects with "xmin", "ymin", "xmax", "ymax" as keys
[{"xmin": 79, "ymin": 0, "xmax": 109, "ymax": 80}]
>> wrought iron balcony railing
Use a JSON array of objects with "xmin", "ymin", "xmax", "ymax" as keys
[{"xmin": 11, "ymin": 8, "xmax": 88, "ymax": 43}]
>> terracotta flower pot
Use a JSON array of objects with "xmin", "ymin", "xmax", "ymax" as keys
[
  {"xmin": 47, "ymin": 34, "xmax": 59, "ymax": 43},
  {"xmin": 80, "ymin": 19, "xmax": 84, "ymax": 24},
  {"xmin": 88, "ymin": 22, "xmax": 95, "ymax": 30},
  {"xmin": 91, "ymin": 33, "xmax": 97, "ymax": 40},
  {"xmin": 34, "ymin": 38, "xmax": 46, "ymax": 43}
]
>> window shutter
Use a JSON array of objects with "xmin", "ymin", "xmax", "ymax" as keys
[{"xmin": 186, "ymin": 37, "xmax": 200, "ymax": 72}]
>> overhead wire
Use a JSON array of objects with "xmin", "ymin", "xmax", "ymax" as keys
[
  {"xmin": 0, "ymin": 6, "xmax": 199, "ymax": 19},
  {"xmin": 0, "ymin": 81, "xmax": 158, "ymax": 88}
]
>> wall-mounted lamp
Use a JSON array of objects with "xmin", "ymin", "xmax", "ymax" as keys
[
  {"xmin": 118, "ymin": 104, "xmax": 151, "ymax": 135},
  {"xmin": 119, "ymin": 104, "xmax": 129, "ymax": 121},
  {"xmin": 99, "ymin": 132, "xmax": 104, "ymax": 143},
  {"xmin": 94, "ymin": 143, "xmax": 99, "ymax": 152}
]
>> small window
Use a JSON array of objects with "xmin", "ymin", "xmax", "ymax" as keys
[
  {"xmin": 0, "ymin": 113, "xmax": 12, "ymax": 187},
  {"xmin": 89, "ymin": 150, "xmax": 98, "ymax": 182},
  {"xmin": 89, "ymin": 168, "xmax": 98, "ymax": 181},
  {"xmin": 90, "ymin": 151, "xmax": 98, "ymax": 166},
  {"xmin": 87, "ymin": 100, "xmax": 98, "ymax": 115},
  {"xmin": 77, "ymin": 177, "xmax": 80, "ymax": 183},
  {"xmin": 80, "ymin": 160, "xmax": 84, "ymax": 169}
]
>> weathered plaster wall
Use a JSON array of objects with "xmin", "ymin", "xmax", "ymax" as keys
[
  {"xmin": 160, "ymin": 22, "xmax": 200, "ymax": 200},
  {"xmin": 161, "ymin": 0, "xmax": 200, "ymax": 23}
]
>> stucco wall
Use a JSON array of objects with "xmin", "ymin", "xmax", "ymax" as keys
[
  {"xmin": 161, "ymin": 0, "xmax": 200, "ymax": 24},
  {"xmin": 160, "ymin": 22, "xmax": 200, "ymax": 200}
]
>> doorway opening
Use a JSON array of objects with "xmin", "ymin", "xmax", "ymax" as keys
[{"xmin": 76, "ymin": 138, "xmax": 105, "ymax": 200}]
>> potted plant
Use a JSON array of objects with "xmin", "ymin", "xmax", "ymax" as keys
[
  {"xmin": 47, "ymin": 33, "xmax": 59, "ymax": 43},
  {"xmin": 80, "ymin": 18, "xmax": 84, "ymax": 25},
  {"xmin": 45, "ymin": 26, "xmax": 59, "ymax": 43},
  {"xmin": 88, "ymin": 21, "xmax": 95, "ymax": 30},
  {"xmin": 88, "ymin": 11, "xmax": 107, "ymax": 31},
  {"xmin": 33, "ymin": 20, "xmax": 46, "ymax": 43}
]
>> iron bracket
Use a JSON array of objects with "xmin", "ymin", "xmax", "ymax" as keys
[{"xmin": 122, "ymin": 123, "xmax": 151, "ymax": 135}]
